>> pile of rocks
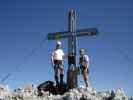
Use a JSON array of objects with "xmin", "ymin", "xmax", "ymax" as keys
[
  {"xmin": 33, "ymin": 86, "xmax": 131, "ymax": 100},
  {"xmin": 0, "ymin": 84, "xmax": 131, "ymax": 100},
  {"xmin": 61, "ymin": 86, "xmax": 130, "ymax": 100}
]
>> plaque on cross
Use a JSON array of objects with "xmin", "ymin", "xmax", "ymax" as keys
[{"xmin": 47, "ymin": 9, "xmax": 98, "ymax": 88}]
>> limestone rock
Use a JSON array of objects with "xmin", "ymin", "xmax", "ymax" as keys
[{"xmin": 0, "ymin": 84, "xmax": 131, "ymax": 100}]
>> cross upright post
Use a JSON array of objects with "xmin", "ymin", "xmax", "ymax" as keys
[
  {"xmin": 47, "ymin": 9, "xmax": 98, "ymax": 89},
  {"xmin": 67, "ymin": 10, "xmax": 77, "ymax": 88}
]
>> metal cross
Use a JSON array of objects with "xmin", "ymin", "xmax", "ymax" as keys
[{"xmin": 47, "ymin": 9, "xmax": 98, "ymax": 88}]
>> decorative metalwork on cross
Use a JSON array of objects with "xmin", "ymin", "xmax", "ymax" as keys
[{"xmin": 47, "ymin": 9, "xmax": 98, "ymax": 88}]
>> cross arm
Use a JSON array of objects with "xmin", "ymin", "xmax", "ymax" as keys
[
  {"xmin": 47, "ymin": 28, "xmax": 98, "ymax": 40},
  {"xmin": 76, "ymin": 28, "xmax": 98, "ymax": 37}
]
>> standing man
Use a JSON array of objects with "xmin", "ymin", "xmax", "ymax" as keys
[
  {"xmin": 51, "ymin": 41, "xmax": 65, "ymax": 86},
  {"xmin": 79, "ymin": 48, "xmax": 90, "ymax": 88}
]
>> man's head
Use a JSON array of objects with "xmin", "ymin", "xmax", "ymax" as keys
[
  {"xmin": 79, "ymin": 48, "xmax": 85, "ymax": 56},
  {"xmin": 56, "ymin": 41, "xmax": 62, "ymax": 49}
]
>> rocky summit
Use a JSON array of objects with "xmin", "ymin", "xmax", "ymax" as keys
[{"xmin": 0, "ymin": 84, "xmax": 132, "ymax": 100}]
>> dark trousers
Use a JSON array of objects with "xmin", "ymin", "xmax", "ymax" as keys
[{"xmin": 54, "ymin": 60, "xmax": 64, "ymax": 85}]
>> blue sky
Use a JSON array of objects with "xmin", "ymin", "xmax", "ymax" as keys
[{"xmin": 0, "ymin": 0, "xmax": 133, "ymax": 96}]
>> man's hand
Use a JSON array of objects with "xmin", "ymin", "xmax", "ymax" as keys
[
  {"xmin": 63, "ymin": 54, "xmax": 68, "ymax": 59},
  {"xmin": 82, "ymin": 62, "xmax": 87, "ymax": 68}
]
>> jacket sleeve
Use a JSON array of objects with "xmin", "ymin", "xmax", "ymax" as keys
[
  {"xmin": 51, "ymin": 52, "xmax": 54, "ymax": 67},
  {"xmin": 61, "ymin": 50, "xmax": 65, "ymax": 58},
  {"xmin": 85, "ymin": 55, "xmax": 90, "ymax": 66}
]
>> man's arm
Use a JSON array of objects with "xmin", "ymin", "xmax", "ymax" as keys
[
  {"xmin": 85, "ymin": 55, "xmax": 90, "ymax": 68},
  {"xmin": 63, "ymin": 54, "xmax": 68, "ymax": 59},
  {"xmin": 61, "ymin": 50, "xmax": 68, "ymax": 59},
  {"xmin": 51, "ymin": 53, "xmax": 54, "ymax": 68}
]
